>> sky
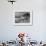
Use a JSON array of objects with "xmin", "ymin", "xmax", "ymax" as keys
[{"xmin": 0, "ymin": 0, "xmax": 46, "ymax": 42}]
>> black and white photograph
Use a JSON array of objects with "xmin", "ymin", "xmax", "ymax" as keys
[{"xmin": 15, "ymin": 11, "xmax": 32, "ymax": 26}]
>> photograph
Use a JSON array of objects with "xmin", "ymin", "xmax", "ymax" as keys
[{"xmin": 15, "ymin": 11, "xmax": 32, "ymax": 26}]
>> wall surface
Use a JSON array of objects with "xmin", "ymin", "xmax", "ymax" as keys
[{"xmin": 0, "ymin": 0, "xmax": 46, "ymax": 41}]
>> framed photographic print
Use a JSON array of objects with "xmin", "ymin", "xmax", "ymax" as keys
[{"xmin": 14, "ymin": 11, "xmax": 33, "ymax": 26}]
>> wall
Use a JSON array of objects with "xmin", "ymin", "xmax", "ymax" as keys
[{"xmin": 0, "ymin": 0, "xmax": 46, "ymax": 41}]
